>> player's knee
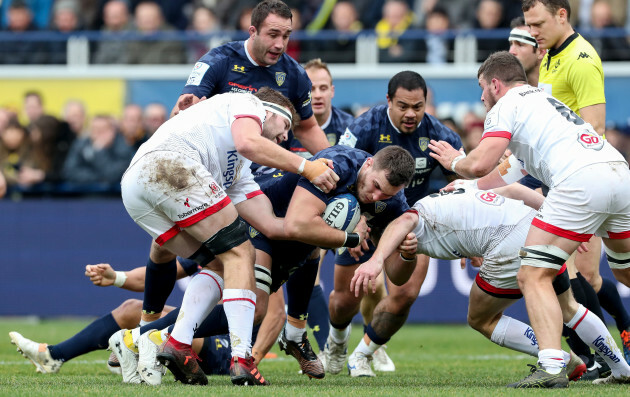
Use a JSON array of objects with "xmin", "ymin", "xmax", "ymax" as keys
[
  {"xmin": 518, "ymin": 245, "xmax": 569, "ymax": 287},
  {"xmin": 202, "ymin": 217, "xmax": 249, "ymax": 256},
  {"xmin": 114, "ymin": 299, "xmax": 143, "ymax": 328}
]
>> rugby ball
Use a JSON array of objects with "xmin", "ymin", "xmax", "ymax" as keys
[{"xmin": 321, "ymin": 193, "xmax": 361, "ymax": 232}]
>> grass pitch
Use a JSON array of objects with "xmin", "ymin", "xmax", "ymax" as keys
[{"xmin": 0, "ymin": 317, "xmax": 627, "ymax": 396}]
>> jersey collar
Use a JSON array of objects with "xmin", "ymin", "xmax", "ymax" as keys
[
  {"xmin": 320, "ymin": 109, "xmax": 333, "ymax": 130},
  {"xmin": 547, "ymin": 31, "xmax": 578, "ymax": 58},
  {"xmin": 243, "ymin": 39, "xmax": 270, "ymax": 67},
  {"xmin": 387, "ymin": 108, "xmax": 422, "ymax": 134}
]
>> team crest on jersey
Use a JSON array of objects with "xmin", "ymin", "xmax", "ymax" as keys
[
  {"xmin": 249, "ymin": 226, "xmax": 260, "ymax": 238},
  {"xmin": 379, "ymin": 134, "xmax": 392, "ymax": 143},
  {"xmin": 577, "ymin": 131, "xmax": 604, "ymax": 150},
  {"xmin": 232, "ymin": 64, "xmax": 246, "ymax": 73},
  {"xmin": 275, "ymin": 72, "xmax": 286, "ymax": 86},
  {"xmin": 375, "ymin": 201, "xmax": 387, "ymax": 213},
  {"xmin": 327, "ymin": 133, "xmax": 337, "ymax": 146},
  {"xmin": 418, "ymin": 137, "xmax": 429, "ymax": 151}
]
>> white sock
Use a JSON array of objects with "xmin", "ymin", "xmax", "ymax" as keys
[
  {"xmin": 131, "ymin": 327, "xmax": 141, "ymax": 345},
  {"xmin": 223, "ymin": 288, "xmax": 256, "ymax": 358},
  {"xmin": 330, "ymin": 323, "xmax": 350, "ymax": 343},
  {"xmin": 285, "ymin": 322, "xmax": 305, "ymax": 343},
  {"xmin": 565, "ymin": 304, "xmax": 630, "ymax": 377},
  {"xmin": 354, "ymin": 336, "xmax": 381, "ymax": 356},
  {"xmin": 538, "ymin": 349, "xmax": 565, "ymax": 374},
  {"xmin": 139, "ymin": 319, "xmax": 150, "ymax": 327},
  {"xmin": 490, "ymin": 315, "xmax": 539, "ymax": 357},
  {"xmin": 170, "ymin": 270, "xmax": 224, "ymax": 344},
  {"xmin": 160, "ymin": 328, "xmax": 169, "ymax": 341}
]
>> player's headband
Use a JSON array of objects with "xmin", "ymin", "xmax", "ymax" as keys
[
  {"xmin": 261, "ymin": 101, "xmax": 292, "ymax": 124},
  {"xmin": 509, "ymin": 28, "xmax": 538, "ymax": 48}
]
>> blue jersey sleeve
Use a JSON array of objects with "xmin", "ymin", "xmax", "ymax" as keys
[
  {"xmin": 181, "ymin": 49, "xmax": 229, "ymax": 99},
  {"xmin": 295, "ymin": 69, "xmax": 314, "ymax": 121}
]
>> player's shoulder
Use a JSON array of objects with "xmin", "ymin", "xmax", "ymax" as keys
[
  {"xmin": 276, "ymin": 54, "xmax": 310, "ymax": 80},
  {"xmin": 199, "ymin": 41, "xmax": 243, "ymax": 65},
  {"xmin": 349, "ymin": 104, "xmax": 387, "ymax": 131},
  {"xmin": 332, "ymin": 106, "xmax": 355, "ymax": 124},
  {"xmin": 423, "ymin": 113, "xmax": 460, "ymax": 140},
  {"xmin": 566, "ymin": 34, "xmax": 603, "ymax": 67}
]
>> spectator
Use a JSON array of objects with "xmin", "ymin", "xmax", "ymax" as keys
[
  {"xmin": 119, "ymin": 103, "xmax": 148, "ymax": 150},
  {"xmin": 126, "ymin": 1, "xmax": 187, "ymax": 64},
  {"xmin": 47, "ymin": 0, "xmax": 82, "ymax": 64},
  {"xmin": 421, "ymin": 5, "xmax": 453, "ymax": 63},
  {"xmin": 18, "ymin": 115, "xmax": 73, "ymax": 187},
  {"xmin": 61, "ymin": 114, "xmax": 134, "ymax": 187},
  {"xmin": 415, "ymin": 0, "xmax": 474, "ymax": 29},
  {"xmin": 584, "ymin": 0, "xmax": 630, "ymax": 61},
  {"xmin": 303, "ymin": 1, "xmax": 363, "ymax": 63},
  {"xmin": 0, "ymin": 120, "xmax": 30, "ymax": 191},
  {"xmin": 0, "ymin": 0, "xmax": 54, "ymax": 30},
  {"xmin": 474, "ymin": 0, "xmax": 509, "ymax": 62},
  {"xmin": 0, "ymin": 0, "xmax": 47, "ymax": 64},
  {"xmin": 236, "ymin": 6, "xmax": 254, "ymax": 32},
  {"xmin": 62, "ymin": 99, "xmax": 88, "ymax": 137},
  {"xmin": 375, "ymin": 0, "xmax": 422, "ymax": 63},
  {"xmin": 186, "ymin": 6, "xmax": 220, "ymax": 63},
  {"xmin": 142, "ymin": 103, "xmax": 167, "ymax": 136},
  {"xmin": 92, "ymin": 0, "xmax": 132, "ymax": 64},
  {"xmin": 23, "ymin": 91, "xmax": 45, "ymax": 129},
  {"xmin": 0, "ymin": 107, "xmax": 19, "ymax": 134}
]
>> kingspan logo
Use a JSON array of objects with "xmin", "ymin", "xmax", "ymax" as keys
[
  {"xmin": 524, "ymin": 327, "xmax": 537, "ymax": 346},
  {"xmin": 223, "ymin": 150, "xmax": 240, "ymax": 189},
  {"xmin": 593, "ymin": 335, "xmax": 621, "ymax": 363}
]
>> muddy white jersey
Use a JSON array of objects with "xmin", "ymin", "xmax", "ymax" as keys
[
  {"xmin": 410, "ymin": 188, "xmax": 535, "ymax": 259},
  {"xmin": 131, "ymin": 92, "xmax": 266, "ymax": 190},
  {"xmin": 482, "ymin": 85, "xmax": 626, "ymax": 188}
]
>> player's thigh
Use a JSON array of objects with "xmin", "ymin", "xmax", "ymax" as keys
[{"xmin": 467, "ymin": 282, "xmax": 516, "ymax": 328}]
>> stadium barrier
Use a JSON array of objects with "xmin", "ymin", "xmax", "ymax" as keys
[{"xmin": 1, "ymin": 198, "xmax": 628, "ymax": 323}]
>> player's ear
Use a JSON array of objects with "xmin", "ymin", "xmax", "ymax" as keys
[{"xmin": 249, "ymin": 25, "xmax": 257, "ymax": 37}]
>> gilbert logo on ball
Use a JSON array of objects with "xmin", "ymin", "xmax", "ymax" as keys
[{"xmin": 322, "ymin": 193, "xmax": 361, "ymax": 232}]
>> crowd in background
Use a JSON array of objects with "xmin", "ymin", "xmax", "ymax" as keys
[
  {"xmin": 1, "ymin": 0, "xmax": 630, "ymax": 64},
  {"xmin": 2, "ymin": 0, "xmax": 630, "ymax": 198},
  {"xmin": 2, "ymin": 86, "xmax": 630, "ymax": 199}
]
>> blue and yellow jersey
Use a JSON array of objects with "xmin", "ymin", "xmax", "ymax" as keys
[
  {"xmin": 338, "ymin": 105, "xmax": 462, "ymax": 205},
  {"xmin": 539, "ymin": 32, "xmax": 605, "ymax": 115},
  {"xmin": 285, "ymin": 106, "xmax": 354, "ymax": 157},
  {"xmin": 182, "ymin": 40, "xmax": 313, "ymax": 121}
]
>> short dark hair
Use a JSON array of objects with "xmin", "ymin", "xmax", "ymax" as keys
[
  {"xmin": 387, "ymin": 71, "xmax": 427, "ymax": 99},
  {"xmin": 254, "ymin": 86, "xmax": 299, "ymax": 128},
  {"xmin": 372, "ymin": 146, "xmax": 415, "ymax": 187},
  {"xmin": 522, "ymin": 0, "xmax": 571, "ymax": 20},
  {"xmin": 510, "ymin": 16, "xmax": 526, "ymax": 28},
  {"xmin": 251, "ymin": 0, "xmax": 292, "ymax": 31},
  {"xmin": 477, "ymin": 51, "xmax": 528, "ymax": 85}
]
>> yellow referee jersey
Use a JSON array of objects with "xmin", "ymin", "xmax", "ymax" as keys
[{"xmin": 538, "ymin": 32, "xmax": 605, "ymax": 115}]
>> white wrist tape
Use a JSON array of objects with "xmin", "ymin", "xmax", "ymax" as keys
[
  {"xmin": 450, "ymin": 153, "xmax": 466, "ymax": 173},
  {"xmin": 453, "ymin": 179, "xmax": 478, "ymax": 190},
  {"xmin": 113, "ymin": 271, "xmax": 128, "ymax": 288},
  {"xmin": 297, "ymin": 158, "xmax": 306, "ymax": 174},
  {"xmin": 499, "ymin": 155, "xmax": 526, "ymax": 184}
]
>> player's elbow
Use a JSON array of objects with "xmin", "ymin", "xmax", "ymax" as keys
[
  {"xmin": 234, "ymin": 139, "xmax": 257, "ymax": 159},
  {"xmin": 283, "ymin": 218, "xmax": 308, "ymax": 241}
]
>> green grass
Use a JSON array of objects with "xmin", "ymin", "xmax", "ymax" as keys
[{"xmin": 0, "ymin": 318, "xmax": 627, "ymax": 396}]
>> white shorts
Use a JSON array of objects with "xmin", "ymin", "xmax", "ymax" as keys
[
  {"xmin": 477, "ymin": 213, "xmax": 534, "ymax": 296},
  {"xmin": 121, "ymin": 151, "xmax": 260, "ymax": 245},
  {"xmin": 534, "ymin": 162, "xmax": 630, "ymax": 242}
]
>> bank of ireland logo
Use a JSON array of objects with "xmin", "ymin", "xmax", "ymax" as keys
[
  {"xmin": 275, "ymin": 72, "xmax": 286, "ymax": 86},
  {"xmin": 419, "ymin": 137, "xmax": 429, "ymax": 151}
]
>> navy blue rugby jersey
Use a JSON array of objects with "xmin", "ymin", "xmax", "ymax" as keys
[
  {"xmin": 182, "ymin": 40, "xmax": 313, "ymax": 121},
  {"xmin": 285, "ymin": 106, "xmax": 354, "ymax": 157},
  {"xmin": 338, "ymin": 106, "xmax": 462, "ymax": 204}
]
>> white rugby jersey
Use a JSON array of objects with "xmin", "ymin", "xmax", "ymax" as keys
[
  {"xmin": 482, "ymin": 85, "xmax": 625, "ymax": 188},
  {"xmin": 131, "ymin": 92, "xmax": 266, "ymax": 190},
  {"xmin": 411, "ymin": 188, "xmax": 535, "ymax": 259}
]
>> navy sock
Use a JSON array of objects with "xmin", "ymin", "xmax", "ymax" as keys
[
  {"xmin": 142, "ymin": 258, "xmax": 177, "ymax": 316},
  {"xmin": 139, "ymin": 308, "xmax": 179, "ymax": 335},
  {"xmin": 598, "ymin": 277, "xmax": 630, "ymax": 332},
  {"xmin": 286, "ymin": 257, "xmax": 318, "ymax": 320},
  {"xmin": 307, "ymin": 284, "xmax": 329, "ymax": 351},
  {"xmin": 48, "ymin": 313, "xmax": 119, "ymax": 362},
  {"xmin": 564, "ymin": 277, "xmax": 593, "ymax": 361},
  {"xmin": 366, "ymin": 323, "xmax": 390, "ymax": 345},
  {"xmin": 577, "ymin": 272, "xmax": 605, "ymax": 321}
]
